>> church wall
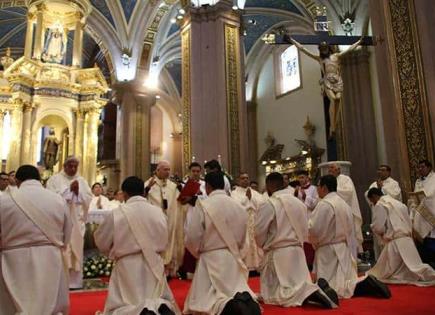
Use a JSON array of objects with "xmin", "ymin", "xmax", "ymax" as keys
[
  {"xmin": 255, "ymin": 48, "xmax": 326, "ymax": 188},
  {"xmin": 414, "ymin": 0, "xmax": 435, "ymax": 146}
]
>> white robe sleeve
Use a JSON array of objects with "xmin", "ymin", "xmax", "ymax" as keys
[
  {"xmin": 338, "ymin": 176, "xmax": 354, "ymax": 205},
  {"xmin": 184, "ymin": 203, "xmax": 205, "ymax": 258},
  {"xmin": 94, "ymin": 211, "xmax": 115, "ymax": 257},
  {"xmin": 371, "ymin": 204, "xmax": 387, "ymax": 237},
  {"xmin": 382, "ymin": 180, "xmax": 402, "ymax": 201},
  {"xmin": 255, "ymin": 201, "xmax": 275, "ymax": 248},
  {"xmin": 63, "ymin": 201, "xmax": 73, "ymax": 247},
  {"xmin": 308, "ymin": 202, "xmax": 334, "ymax": 248}
]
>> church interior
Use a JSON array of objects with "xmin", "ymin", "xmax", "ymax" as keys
[{"xmin": 0, "ymin": 0, "xmax": 435, "ymax": 314}]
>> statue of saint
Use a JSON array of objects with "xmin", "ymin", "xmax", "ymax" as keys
[
  {"xmin": 42, "ymin": 24, "xmax": 67, "ymax": 64},
  {"xmin": 289, "ymin": 37, "xmax": 362, "ymax": 138},
  {"xmin": 43, "ymin": 128, "xmax": 60, "ymax": 171}
]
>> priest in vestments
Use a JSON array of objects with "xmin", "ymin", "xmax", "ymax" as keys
[
  {"xmin": 0, "ymin": 165, "xmax": 72, "ymax": 314},
  {"xmin": 232, "ymin": 172, "xmax": 265, "ymax": 271},
  {"xmin": 46, "ymin": 155, "xmax": 93, "ymax": 289},
  {"xmin": 255, "ymin": 172, "xmax": 338, "ymax": 308},
  {"xmin": 328, "ymin": 163, "xmax": 363, "ymax": 258},
  {"xmin": 178, "ymin": 162, "xmax": 206, "ymax": 279},
  {"xmin": 367, "ymin": 188, "xmax": 435, "ymax": 285},
  {"xmin": 184, "ymin": 172, "xmax": 260, "ymax": 315},
  {"xmin": 309, "ymin": 175, "xmax": 390, "ymax": 299},
  {"xmin": 145, "ymin": 161, "xmax": 184, "ymax": 277},
  {"xmin": 94, "ymin": 176, "xmax": 179, "ymax": 315}
]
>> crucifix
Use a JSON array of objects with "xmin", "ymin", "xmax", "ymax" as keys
[{"xmin": 263, "ymin": 6, "xmax": 375, "ymax": 155}]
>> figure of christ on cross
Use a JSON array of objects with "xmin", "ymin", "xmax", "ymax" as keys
[{"xmin": 289, "ymin": 36, "xmax": 362, "ymax": 138}]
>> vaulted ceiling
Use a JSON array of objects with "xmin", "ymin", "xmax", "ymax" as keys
[{"xmin": 0, "ymin": 0, "xmax": 369, "ymax": 86}]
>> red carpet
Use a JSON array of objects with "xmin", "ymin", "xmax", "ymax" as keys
[{"xmin": 71, "ymin": 277, "xmax": 435, "ymax": 315}]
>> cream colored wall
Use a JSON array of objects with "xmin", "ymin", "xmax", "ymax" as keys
[{"xmin": 255, "ymin": 48, "xmax": 326, "ymax": 187}]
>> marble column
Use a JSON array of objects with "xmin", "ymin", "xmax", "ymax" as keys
[
  {"xmin": 33, "ymin": 4, "xmax": 45, "ymax": 60},
  {"xmin": 0, "ymin": 111, "xmax": 5, "ymax": 160},
  {"xmin": 84, "ymin": 108, "xmax": 100, "ymax": 185},
  {"xmin": 73, "ymin": 14, "xmax": 84, "ymax": 67},
  {"xmin": 341, "ymin": 49, "xmax": 379, "ymax": 224},
  {"xmin": 181, "ymin": 0, "xmax": 249, "ymax": 176},
  {"xmin": 20, "ymin": 103, "xmax": 33, "ymax": 164},
  {"xmin": 6, "ymin": 103, "xmax": 23, "ymax": 171},
  {"xmin": 369, "ymin": 0, "xmax": 434, "ymax": 191},
  {"xmin": 24, "ymin": 13, "xmax": 34, "ymax": 59},
  {"xmin": 116, "ymin": 83, "xmax": 153, "ymax": 181},
  {"xmin": 74, "ymin": 109, "xmax": 85, "ymax": 174}
]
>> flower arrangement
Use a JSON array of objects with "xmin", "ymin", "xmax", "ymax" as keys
[{"xmin": 83, "ymin": 255, "xmax": 114, "ymax": 278}]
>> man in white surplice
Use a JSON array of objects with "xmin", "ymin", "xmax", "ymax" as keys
[
  {"xmin": 0, "ymin": 165, "xmax": 72, "ymax": 315},
  {"xmin": 309, "ymin": 175, "xmax": 391, "ymax": 299},
  {"xmin": 94, "ymin": 176, "xmax": 179, "ymax": 315},
  {"xmin": 46, "ymin": 155, "xmax": 93, "ymax": 289},
  {"xmin": 328, "ymin": 163, "xmax": 363, "ymax": 258},
  {"xmin": 367, "ymin": 188, "xmax": 435, "ymax": 286},
  {"xmin": 184, "ymin": 172, "xmax": 260, "ymax": 315},
  {"xmin": 145, "ymin": 160, "xmax": 184, "ymax": 277},
  {"xmin": 365, "ymin": 165, "xmax": 402, "ymax": 259},
  {"xmin": 411, "ymin": 159, "xmax": 435, "ymax": 268},
  {"xmin": 366, "ymin": 165, "xmax": 402, "ymax": 202},
  {"xmin": 90, "ymin": 182, "xmax": 111, "ymax": 211},
  {"xmin": 232, "ymin": 172, "xmax": 265, "ymax": 271},
  {"xmin": 255, "ymin": 172, "xmax": 338, "ymax": 308}
]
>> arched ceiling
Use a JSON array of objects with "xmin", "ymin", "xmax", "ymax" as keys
[{"xmin": 0, "ymin": 0, "xmax": 369, "ymax": 86}]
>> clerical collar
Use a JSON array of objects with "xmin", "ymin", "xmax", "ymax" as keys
[{"xmin": 301, "ymin": 182, "xmax": 311, "ymax": 189}]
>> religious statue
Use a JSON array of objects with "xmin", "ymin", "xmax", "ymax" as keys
[
  {"xmin": 43, "ymin": 128, "xmax": 61, "ymax": 171},
  {"xmin": 42, "ymin": 23, "xmax": 67, "ymax": 64},
  {"xmin": 1, "ymin": 47, "xmax": 14, "ymax": 69},
  {"xmin": 289, "ymin": 37, "xmax": 362, "ymax": 138}
]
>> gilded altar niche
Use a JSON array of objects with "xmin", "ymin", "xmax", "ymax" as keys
[{"xmin": 0, "ymin": 0, "xmax": 108, "ymax": 185}]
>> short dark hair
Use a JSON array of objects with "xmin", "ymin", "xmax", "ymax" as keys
[
  {"xmin": 266, "ymin": 172, "xmax": 284, "ymax": 189},
  {"xmin": 0, "ymin": 172, "xmax": 8, "ymax": 178},
  {"xmin": 419, "ymin": 160, "xmax": 432, "ymax": 168},
  {"xmin": 250, "ymin": 180, "xmax": 258, "ymax": 185},
  {"xmin": 379, "ymin": 164, "xmax": 391, "ymax": 172},
  {"xmin": 289, "ymin": 180, "xmax": 300, "ymax": 188},
  {"xmin": 7, "ymin": 170, "xmax": 15, "ymax": 176},
  {"xmin": 318, "ymin": 175, "xmax": 337, "ymax": 192},
  {"xmin": 92, "ymin": 182, "xmax": 102, "ymax": 189},
  {"xmin": 238, "ymin": 171, "xmax": 249, "ymax": 177},
  {"xmin": 189, "ymin": 162, "xmax": 202, "ymax": 170},
  {"xmin": 121, "ymin": 176, "xmax": 144, "ymax": 196},
  {"xmin": 367, "ymin": 187, "xmax": 384, "ymax": 198},
  {"xmin": 16, "ymin": 165, "xmax": 41, "ymax": 182},
  {"xmin": 296, "ymin": 170, "xmax": 309, "ymax": 176},
  {"xmin": 205, "ymin": 171, "xmax": 224, "ymax": 190},
  {"xmin": 204, "ymin": 160, "xmax": 221, "ymax": 172}
]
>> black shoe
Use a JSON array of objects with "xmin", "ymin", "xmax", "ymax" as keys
[
  {"xmin": 177, "ymin": 271, "xmax": 187, "ymax": 280},
  {"xmin": 221, "ymin": 292, "xmax": 261, "ymax": 315},
  {"xmin": 140, "ymin": 308, "xmax": 156, "ymax": 315},
  {"xmin": 158, "ymin": 304, "xmax": 175, "ymax": 315},
  {"xmin": 317, "ymin": 278, "xmax": 339, "ymax": 306},
  {"xmin": 305, "ymin": 290, "xmax": 335, "ymax": 309},
  {"xmin": 249, "ymin": 270, "xmax": 260, "ymax": 277},
  {"xmin": 355, "ymin": 275, "xmax": 391, "ymax": 299}
]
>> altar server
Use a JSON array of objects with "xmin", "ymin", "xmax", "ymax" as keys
[
  {"xmin": 95, "ymin": 176, "xmax": 179, "ymax": 315},
  {"xmin": 0, "ymin": 165, "xmax": 72, "ymax": 315},
  {"xmin": 309, "ymin": 175, "xmax": 391, "ymax": 299},
  {"xmin": 367, "ymin": 188, "xmax": 435, "ymax": 286},
  {"xmin": 255, "ymin": 172, "xmax": 338, "ymax": 308},
  {"xmin": 184, "ymin": 171, "xmax": 260, "ymax": 315}
]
